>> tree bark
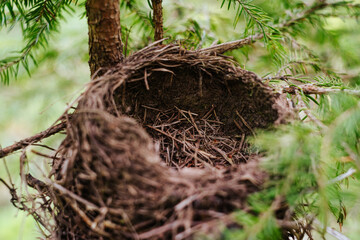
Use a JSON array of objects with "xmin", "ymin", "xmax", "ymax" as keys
[
  {"xmin": 86, "ymin": 0, "xmax": 124, "ymax": 76},
  {"xmin": 152, "ymin": 0, "xmax": 164, "ymax": 41}
]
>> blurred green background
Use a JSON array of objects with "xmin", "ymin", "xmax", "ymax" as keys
[
  {"xmin": 0, "ymin": 0, "xmax": 359, "ymax": 239},
  {"xmin": 0, "ymin": 11, "xmax": 89, "ymax": 239}
]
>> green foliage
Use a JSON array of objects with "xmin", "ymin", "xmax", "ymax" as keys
[
  {"xmin": 0, "ymin": 0, "xmax": 78, "ymax": 84},
  {"xmin": 2, "ymin": 0, "xmax": 360, "ymax": 86},
  {"xmin": 1, "ymin": 0, "xmax": 360, "ymax": 239},
  {"xmin": 220, "ymin": 0, "xmax": 273, "ymax": 35},
  {"xmin": 223, "ymin": 211, "xmax": 282, "ymax": 240},
  {"xmin": 226, "ymin": 93, "xmax": 360, "ymax": 239},
  {"xmin": 0, "ymin": 11, "xmax": 89, "ymax": 238},
  {"xmin": 120, "ymin": 0, "xmax": 153, "ymax": 54}
]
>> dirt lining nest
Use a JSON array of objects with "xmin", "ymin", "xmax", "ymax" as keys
[{"xmin": 27, "ymin": 44, "xmax": 294, "ymax": 239}]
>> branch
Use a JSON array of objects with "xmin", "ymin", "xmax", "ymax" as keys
[
  {"xmin": 295, "ymin": 90, "xmax": 327, "ymax": 129},
  {"xmin": 280, "ymin": 1, "xmax": 360, "ymax": 29},
  {"xmin": 313, "ymin": 218, "xmax": 350, "ymax": 240},
  {"xmin": 279, "ymin": 2, "xmax": 328, "ymax": 28},
  {"xmin": 0, "ymin": 1, "xmax": 73, "ymax": 84},
  {"xmin": 328, "ymin": 168, "xmax": 356, "ymax": 184},
  {"xmin": 200, "ymin": 1, "xmax": 360, "ymax": 54},
  {"xmin": 151, "ymin": 0, "xmax": 164, "ymax": 41},
  {"xmin": 283, "ymin": 85, "xmax": 360, "ymax": 96},
  {"xmin": 199, "ymin": 33, "xmax": 263, "ymax": 54},
  {"xmin": 0, "ymin": 121, "xmax": 66, "ymax": 159}
]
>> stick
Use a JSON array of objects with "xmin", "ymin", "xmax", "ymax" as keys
[
  {"xmin": 0, "ymin": 121, "xmax": 66, "ymax": 159},
  {"xmin": 200, "ymin": 1, "xmax": 354, "ymax": 54},
  {"xmin": 295, "ymin": 90, "xmax": 327, "ymax": 129},
  {"xmin": 283, "ymin": 85, "xmax": 360, "ymax": 96},
  {"xmin": 199, "ymin": 33, "xmax": 263, "ymax": 54}
]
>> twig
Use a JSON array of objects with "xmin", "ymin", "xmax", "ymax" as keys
[
  {"xmin": 283, "ymin": 85, "xmax": 360, "ymax": 96},
  {"xmin": 200, "ymin": 1, "xmax": 357, "ymax": 54},
  {"xmin": 44, "ymin": 178, "xmax": 99, "ymax": 210},
  {"xmin": 0, "ymin": 121, "xmax": 66, "ymax": 159},
  {"xmin": 138, "ymin": 221, "xmax": 181, "ymax": 239},
  {"xmin": 342, "ymin": 142, "xmax": 360, "ymax": 169},
  {"xmin": 26, "ymin": 173, "xmax": 48, "ymax": 192},
  {"xmin": 69, "ymin": 201, "xmax": 110, "ymax": 237},
  {"xmin": 295, "ymin": 90, "xmax": 327, "ymax": 129},
  {"xmin": 279, "ymin": 1, "xmax": 360, "ymax": 29},
  {"xmin": 280, "ymin": 2, "xmax": 328, "ymax": 28},
  {"xmin": 199, "ymin": 33, "xmax": 263, "ymax": 54},
  {"xmin": 328, "ymin": 168, "xmax": 356, "ymax": 184},
  {"xmin": 236, "ymin": 110, "xmax": 255, "ymax": 136},
  {"xmin": 313, "ymin": 218, "xmax": 350, "ymax": 240}
]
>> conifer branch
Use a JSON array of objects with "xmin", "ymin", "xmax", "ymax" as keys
[
  {"xmin": 280, "ymin": 2, "xmax": 329, "ymax": 28},
  {"xmin": 0, "ymin": 0, "xmax": 76, "ymax": 84},
  {"xmin": 201, "ymin": 0, "xmax": 360, "ymax": 54},
  {"xmin": 295, "ymin": 90, "xmax": 328, "ymax": 129},
  {"xmin": 280, "ymin": 1, "xmax": 360, "ymax": 28},
  {"xmin": 121, "ymin": 0, "xmax": 153, "ymax": 30}
]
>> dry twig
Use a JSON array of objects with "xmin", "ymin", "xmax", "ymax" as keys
[
  {"xmin": 0, "ymin": 121, "xmax": 66, "ymax": 159},
  {"xmin": 283, "ymin": 85, "xmax": 360, "ymax": 96}
]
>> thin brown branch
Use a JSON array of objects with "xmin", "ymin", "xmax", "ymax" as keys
[
  {"xmin": 26, "ymin": 173, "xmax": 48, "ymax": 192},
  {"xmin": 0, "ymin": 121, "xmax": 66, "ymax": 159},
  {"xmin": 200, "ymin": 1, "xmax": 357, "ymax": 54},
  {"xmin": 152, "ymin": 0, "xmax": 164, "ymax": 41},
  {"xmin": 280, "ymin": 2, "xmax": 328, "ymax": 28},
  {"xmin": 280, "ymin": 2, "xmax": 360, "ymax": 29},
  {"xmin": 45, "ymin": 179, "xmax": 99, "ymax": 211},
  {"xmin": 283, "ymin": 85, "xmax": 360, "ymax": 96},
  {"xmin": 199, "ymin": 33, "xmax": 263, "ymax": 54}
]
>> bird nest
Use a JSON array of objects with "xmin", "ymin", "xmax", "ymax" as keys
[{"xmin": 20, "ymin": 44, "xmax": 296, "ymax": 239}]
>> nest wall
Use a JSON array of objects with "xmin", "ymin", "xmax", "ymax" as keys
[{"xmin": 44, "ymin": 44, "xmax": 293, "ymax": 239}]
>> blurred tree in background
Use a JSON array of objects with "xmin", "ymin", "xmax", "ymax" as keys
[{"xmin": 0, "ymin": 0, "xmax": 360, "ymax": 239}]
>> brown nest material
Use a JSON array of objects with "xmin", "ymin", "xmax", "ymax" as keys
[
  {"xmin": 61, "ymin": 44, "xmax": 289, "ymax": 168},
  {"xmin": 28, "ymin": 44, "xmax": 294, "ymax": 239}
]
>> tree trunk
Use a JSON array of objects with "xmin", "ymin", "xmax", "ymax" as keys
[
  {"xmin": 86, "ymin": 0, "xmax": 124, "ymax": 76},
  {"xmin": 152, "ymin": 0, "xmax": 164, "ymax": 41}
]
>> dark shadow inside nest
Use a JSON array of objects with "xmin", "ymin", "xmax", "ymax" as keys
[{"xmin": 116, "ymin": 67, "xmax": 281, "ymax": 168}]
